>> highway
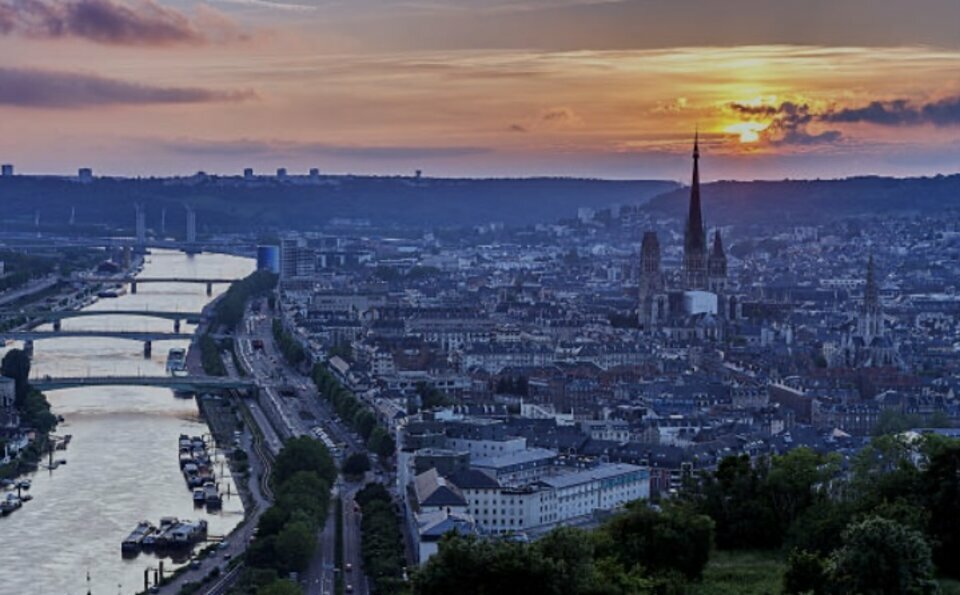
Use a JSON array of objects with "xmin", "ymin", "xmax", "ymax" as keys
[{"xmin": 234, "ymin": 304, "xmax": 371, "ymax": 595}]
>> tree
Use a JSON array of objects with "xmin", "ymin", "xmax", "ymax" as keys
[
  {"xmin": 416, "ymin": 382, "xmax": 451, "ymax": 410},
  {"xmin": 600, "ymin": 502, "xmax": 713, "ymax": 581},
  {"xmin": 922, "ymin": 437, "xmax": 960, "ymax": 576},
  {"xmin": 257, "ymin": 579, "xmax": 303, "ymax": 595},
  {"xmin": 695, "ymin": 454, "xmax": 780, "ymax": 549},
  {"xmin": 274, "ymin": 521, "xmax": 316, "ymax": 574},
  {"xmin": 786, "ymin": 499, "xmax": 856, "ymax": 556},
  {"xmin": 783, "ymin": 549, "xmax": 827, "ymax": 595},
  {"xmin": 272, "ymin": 436, "xmax": 337, "ymax": 487},
  {"xmin": 827, "ymin": 517, "xmax": 936, "ymax": 595},
  {"xmin": 275, "ymin": 471, "xmax": 331, "ymax": 522},
  {"xmin": 535, "ymin": 527, "xmax": 599, "ymax": 595},
  {"xmin": 766, "ymin": 449, "xmax": 836, "ymax": 537},
  {"xmin": 342, "ymin": 452, "xmax": 371, "ymax": 478},
  {"xmin": 413, "ymin": 535, "xmax": 559, "ymax": 595},
  {"xmin": 353, "ymin": 409, "xmax": 377, "ymax": 441},
  {"xmin": 367, "ymin": 426, "xmax": 396, "ymax": 459},
  {"xmin": 1, "ymin": 349, "xmax": 31, "ymax": 404},
  {"xmin": 19, "ymin": 389, "xmax": 57, "ymax": 433},
  {"xmin": 257, "ymin": 505, "xmax": 290, "ymax": 539}
]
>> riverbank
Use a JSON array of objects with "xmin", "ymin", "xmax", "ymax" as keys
[{"xmin": 0, "ymin": 249, "xmax": 257, "ymax": 595}]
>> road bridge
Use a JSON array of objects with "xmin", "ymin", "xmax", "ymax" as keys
[
  {"xmin": 76, "ymin": 276, "xmax": 237, "ymax": 296},
  {"xmin": 31, "ymin": 375, "xmax": 257, "ymax": 393},
  {"xmin": 3, "ymin": 330, "xmax": 193, "ymax": 357},
  {"xmin": 23, "ymin": 310, "xmax": 204, "ymax": 333}
]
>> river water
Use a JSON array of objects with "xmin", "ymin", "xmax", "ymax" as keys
[{"xmin": 0, "ymin": 249, "xmax": 255, "ymax": 595}]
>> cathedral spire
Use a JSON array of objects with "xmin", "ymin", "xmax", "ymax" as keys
[{"xmin": 683, "ymin": 131, "xmax": 708, "ymax": 289}]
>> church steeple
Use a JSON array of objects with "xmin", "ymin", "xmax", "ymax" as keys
[
  {"xmin": 711, "ymin": 228, "xmax": 725, "ymax": 259},
  {"xmin": 687, "ymin": 132, "xmax": 704, "ymax": 250},
  {"xmin": 683, "ymin": 132, "xmax": 708, "ymax": 289}
]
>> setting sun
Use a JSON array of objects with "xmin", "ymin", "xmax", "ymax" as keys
[{"xmin": 724, "ymin": 121, "xmax": 770, "ymax": 143}]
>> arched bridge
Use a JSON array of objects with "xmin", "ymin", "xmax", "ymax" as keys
[{"xmin": 32, "ymin": 375, "xmax": 258, "ymax": 392}]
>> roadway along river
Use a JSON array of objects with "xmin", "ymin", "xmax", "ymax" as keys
[{"xmin": 0, "ymin": 249, "xmax": 255, "ymax": 595}]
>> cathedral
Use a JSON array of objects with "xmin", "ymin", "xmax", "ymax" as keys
[{"xmin": 638, "ymin": 134, "xmax": 738, "ymax": 338}]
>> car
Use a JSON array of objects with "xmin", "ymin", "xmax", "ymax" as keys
[
  {"xmin": 190, "ymin": 560, "xmax": 202, "ymax": 570},
  {"xmin": 346, "ymin": 585, "xmax": 353, "ymax": 593},
  {"xmin": 223, "ymin": 553, "xmax": 233, "ymax": 561},
  {"xmin": 218, "ymin": 540, "xmax": 230, "ymax": 550},
  {"xmin": 345, "ymin": 563, "xmax": 353, "ymax": 572}
]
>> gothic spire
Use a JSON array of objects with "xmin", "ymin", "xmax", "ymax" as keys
[
  {"xmin": 686, "ymin": 132, "xmax": 705, "ymax": 252},
  {"xmin": 712, "ymin": 228, "xmax": 724, "ymax": 257}
]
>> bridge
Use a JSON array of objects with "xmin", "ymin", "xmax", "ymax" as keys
[
  {"xmin": 24, "ymin": 310, "xmax": 205, "ymax": 333},
  {"xmin": 3, "ymin": 330, "xmax": 193, "ymax": 357},
  {"xmin": 31, "ymin": 375, "xmax": 258, "ymax": 393},
  {"xmin": 80, "ymin": 277, "xmax": 237, "ymax": 285},
  {"xmin": 75, "ymin": 276, "xmax": 237, "ymax": 296}
]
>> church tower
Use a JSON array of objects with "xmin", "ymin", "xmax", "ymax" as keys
[
  {"xmin": 858, "ymin": 255, "xmax": 883, "ymax": 342},
  {"xmin": 708, "ymin": 228, "xmax": 727, "ymax": 293},
  {"xmin": 683, "ymin": 133, "xmax": 708, "ymax": 289},
  {"xmin": 639, "ymin": 231, "xmax": 668, "ymax": 329}
]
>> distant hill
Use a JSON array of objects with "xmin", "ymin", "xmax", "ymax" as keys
[
  {"xmin": 644, "ymin": 174, "xmax": 960, "ymax": 225},
  {"xmin": 0, "ymin": 176, "xmax": 677, "ymax": 233}
]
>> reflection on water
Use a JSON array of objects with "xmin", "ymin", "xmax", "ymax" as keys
[{"xmin": 0, "ymin": 250, "xmax": 255, "ymax": 595}]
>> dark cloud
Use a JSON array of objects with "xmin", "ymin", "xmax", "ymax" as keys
[
  {"xmin": 0, "ymin": 67, "xmax": 255, "ymax": 108},
  {"xmin": 507, "ymin": 123, "xmax": 527, "ymax": 133},
  {"xmin": 541, "ymin": 107, "xmax": 575, "ymax": 122},
  {"xmin": 729, "ymin": 101, "xmax": 843, "ymax": 146},
  {"xmin": 159, "ymin": 138, "xmax": 492, "ymax": 160},
  {"xmin": 0, "ymin": 0, "xmax": 242, "ymax": 45},
  {"xmin": 728, "ymin": 103, "xmax": 779, "ymax": 117},
  {"xmin": 823, "ymin": 97, "xmax": 960, "ymax": 126}
]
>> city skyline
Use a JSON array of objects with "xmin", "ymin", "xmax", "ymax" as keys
[{"xmin": 2, "ymin": 0, "xmax": 960, "ymax": 179}]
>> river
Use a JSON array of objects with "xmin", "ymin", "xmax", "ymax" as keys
[{"xmin": 0, "ymin": 249, "xmax": 255, "ymax": 595}]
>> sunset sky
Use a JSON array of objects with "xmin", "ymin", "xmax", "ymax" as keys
[{"xmin": 2, "ymin": 0, "xmax": 960, "ymax": 179}]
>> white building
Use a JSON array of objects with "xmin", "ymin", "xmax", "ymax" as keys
[
  {"xmin": 450, "ymin": 462, "xmax": 649, "ymax": 536},
  {"xmin": 683, "ymin": 290, "xmax": 718, "ymax": 316}
]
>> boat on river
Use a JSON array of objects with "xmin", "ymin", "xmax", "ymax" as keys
[
  {"xmin": 166, "ymin": 348, "xmax": 187, "ymax": 374},
  {"xmin": 1, "ymin": 493, "xmax": 22, "ymax": 516},
  {"xmin": 180, "ymin": 435, "xmax": 216, "ymax": 488},
  {"xmin": 136, "ymin": 517, "xmax": 207, "ymax": 553},
  {"xmin": 122, "ymin": 521, "xmax": 156, "ymax": 556},
  {"xmin": 203, "ymin": 482, "xmax": 221, "ymax": 510}
]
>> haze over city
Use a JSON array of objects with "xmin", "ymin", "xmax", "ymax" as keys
[{"xmin": 2, "ymin": 0, "xmax": 960, "ymax": 179}]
